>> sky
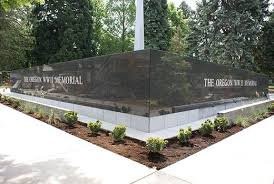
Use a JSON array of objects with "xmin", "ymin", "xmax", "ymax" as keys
[{"xmin": 168, "ymin": 0, "xmax": 274, "ymax": 10}]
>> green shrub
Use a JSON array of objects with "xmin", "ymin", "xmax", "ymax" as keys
[
  {"xmin": 47, "ymin": 110, "xmax": 58, "ymax": 125},
  {"xmin": 111, "ymin": 125, "xmax": 126, "ymax": 142},
  {"xmin": 87, "ymin": 120, "xmax": 102, "ymax": 134},
  {"xmin": 268, "ymin": 103, "xmax": 274, "ymax": 113},
  {"xmin": 199, "ymin": 120, "xmax": 214, "ymax": 136},
  {"xmin": 177, "ymin": 127, "xmax": 192, "ymax": 144},
  {"xmin": 23, "ymin": 104, "xmax": 34, "ymax": 114},
  {"xmin": 235, "ymin": 116, "xmax": 250, "ymax": 128},
  {"xmin": 11, "ymin": 99, "xmax": 20, "ymax": 108},
  {"xmin": 6, "ymin": 97, "xmax": 13, "ymax": 104},
  {"xmin": 146, "ymin": 137, "xmax": 168, "ymax": 153},
  {"xmin": 214, "ymin": 117, "xmax": 229, "ymax": 132},
  {"xmin": 35, "ymin": 109, "xmax": 45, "ymax": 119},
  {"xmin": 64, "ymin": 111, "xmax": 78, "ymax": 126}
]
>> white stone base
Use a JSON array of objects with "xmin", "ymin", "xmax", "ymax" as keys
[{"xmin": 1, "ymin": 91, "xmax": 271, "ymax": 137}]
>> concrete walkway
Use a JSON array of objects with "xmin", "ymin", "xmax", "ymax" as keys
[
  {"xmin": 158, "ymin": 116, "xmax": 274, "ymax": 184},
  {"xmin": 0, "ymin": 104, "xmax": 154, "ymax": 184}
]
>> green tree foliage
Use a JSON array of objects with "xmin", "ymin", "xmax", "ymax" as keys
[
  {"xmin": 167, "ymin": 3, "xmax": 189, "ymax": 54},
  {"xmin": 187, "ymin": 0, "xmax": 270, "ymax": 70},
  {"xmin": 0, "ymin": 0, "xmax": 38, "ymax": 12},
  {"xmin": 0, "ymin": 0, "xmax": 38, "ymax": 71},
  {"xmin": 144, "ymin": 0, "xmax": 171, "ymax": 50},
  {"xmin": 31, "ymin": 0, "xmax": 97, "ymax": 65},
  {"xmin": 90, "ymin": 0, "xmax": 106, "ymax": 55},
  {"xmin": 0, "ymin": 7, "xmax": 33, "ymax": 71},
  {"xmin": 255, "ymin": 12, "xmax": 274, "ymax": 77},
  {"xmin": 179, "ymin": 0, "xmax": 194, "ymax": 19},
  {"xmin": 103, "ymin": 0, "xmax": 135, "ymax": 54}
]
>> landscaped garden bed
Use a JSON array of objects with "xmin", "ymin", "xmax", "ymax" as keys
[{"xmin": 0, "ymin": 94, "xmax": 273, "ymax": 170}]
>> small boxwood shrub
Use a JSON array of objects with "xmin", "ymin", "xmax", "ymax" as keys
[
  {"xmin": 199, "ymin": 120, "xmax": 214, "ymax": 136},
  {"xmin": 268, "ymin": 103, "xmax": 274, "ymax": 113},
  {"xmin": 111, "ymin": 125, "xmax": 126, "ymax": 142},
  {"xmin": 235, "ymin": 116, "xmax": 250, "ymax": 128},
  {"xmin": 214, "ymin": 117, "xmax": 229, "ymax": 132},
  {"xmin": 146, "ymin": 137, "xmax": 168, "ymax": 153},
  {"xmin": 64, "ymin": 111, "xmax": 78, "ymax": 126},
  {"xmin": 47, "ymin": 110, "xmax": 58, "ymax": 125},
  {"xmin": 34, "ymin": 109, "xmax": 45, "ymax": 119},
  {"xmin": 87, "ymin": 120, "xmax": 102, "ymax": 134},
  {"xmin": 177, "ymin": 127, "xmax": 192, "ymax": 144}
]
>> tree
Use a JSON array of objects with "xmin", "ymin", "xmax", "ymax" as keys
[
  {"xmin": 90, "ymin": 0, "xmax": 106, "ymax": 55},
  {"xmin": 0, "ymin": 0, "xmax": 39, "ymax": 71},
  {"xmin": 103, "ymin": 0, "xmax": 135, "ymax": 53},
  {"xmin": 167, "ymin": 3, "xmax": 189, "ymax": 54},
  {"xmin": 187, "ymin": 0, "xmax": 270, "ymax": 70},
  {"xmin": 255, "ymin": 12, "xmax": 274, "ymax": 76},
  {"xmin": 0, "ymin": 0, "xmax": 38, "ymax": 12},
  {"xmin": 0, "ymin": 7, "xmax": 33, "ymax": 71},
  {"xmin": 179, "ymin": 0, "xmax": 194, "ymax": 19},
  {"xmin": 144, "ymin": 0, "xmax": 171, "ymax": 50},
  {"xmin": 31, "ymin": 0, "xmax": 97, "ymax": 65}
]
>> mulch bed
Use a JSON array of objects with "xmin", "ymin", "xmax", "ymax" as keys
[{"xmin": 0, "ymin": 100, "xmax": 272, "ymax": 170}]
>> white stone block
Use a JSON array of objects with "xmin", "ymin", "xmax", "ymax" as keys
[
  {"xmin": 188, "ymin": 109, "xmax": 199, "ymax": 122},
  {"xmin": 95, "ymin": 108, "xmax": 104, "ymax": 120},
  {"xmin": 116, "ymin": 112, "xmax": 131, "ymax": 127},
  {"xmin": 103, "ymin": 110, "xmax": 117, "ymax": 124},
  {"xmin": 214, "ymin": 105, "xmax": 226, "ymax": 113},
  {"xmin": 130, "ymin": 115, "xmax": 149, "ymax": 132},
  {"xmin": 176, "ymin": 111, "xmax": 189, "ymax": 126},
  {"xmin": 164, "ymin": 114, "xmax": 177, "ymax": 128},
  {"xmin": 150, "ymin": 116, "xmax": 165, "ymax": 132}
]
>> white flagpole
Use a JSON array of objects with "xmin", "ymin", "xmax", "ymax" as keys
[{"xmin": 134, "ymin": 0, "xmax": 144, "ymax": 51}]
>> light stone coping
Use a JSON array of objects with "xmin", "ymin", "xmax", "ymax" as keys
[{"xmin": 218, "ymin": 99, "xmax": 272, "ymax": 114}]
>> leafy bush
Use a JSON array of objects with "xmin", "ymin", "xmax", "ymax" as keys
[
  {"xmin": 47, "ymin": 110, "xmax": 58, "ymax": 125},
  {"xmin": 235, "ymin": 116, "xmax": 250, "ymax": 128},
  {"xmin": 87, "ymin": 120, "xmax": 102, "ymax": 134},
  {"xmin": 23, "ymin": 104, "xmax": 34, "ymax": 114},
  {"xmin": 6, "ymin": 97, "xmax": 13, "ymax": 104},
  {"xmin": 214, "ymin": 117, "xmax": 229, "ymax": 132},
  {"xmin": 64, "ymin": 111, "xmax": 78, "ymax": 126},
  {"xmin": 268, "ymin": 103, "xmax": 274, "ymax": 113},
  {"xmin": 177, "ymin": 127, "xmax": 192, "ymax": 144},
  {"xmin": 111, "ymin": 125, "xmax": 126, "ymax": 142},
  {"xmin": 199, "ymin": 120, "xmax": 214, "ymax": 136},
  {"xmin": 146, "ymin": 137, "xmax": 168, "ymax": 153},
  {"xmin": 11, "ymin": 99, "xmax": 20, "ymax": 108},
  {"xmin": 34, "ymin": 109, "xmax": 45, "ymax": 119}
]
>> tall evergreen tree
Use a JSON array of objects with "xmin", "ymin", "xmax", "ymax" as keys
[
  {"xmin": 179, "ymin": 0, "xmax": 194, "ymax": 19},
  {"xmin": 0, "ymin": 7, "xmax": 33, "ymax": 71},
  {"xmin": 31, "ymin": 0, "xmax": 96, "ymax": 65},
  {"xmin": 187, "ymin": 0, "xmax": 270, "ymax": 70},
  {"xmin": 255, "ymin": 12, "xmax": 274, "ymax": 77},
  {"xmin": 144, "ymin": 0, "xmax": 171, "ymax": 50}
]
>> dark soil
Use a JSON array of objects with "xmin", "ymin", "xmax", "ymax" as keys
[{"xmin": 0, "ymin": 99, "xmax": 272, "ymax": 170}]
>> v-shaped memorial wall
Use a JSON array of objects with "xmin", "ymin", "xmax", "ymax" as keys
[{"xmin": 10, "ymin": 49, "xmax": 269, "ymax": 118}]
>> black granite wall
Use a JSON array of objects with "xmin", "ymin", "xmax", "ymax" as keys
[{"xmin": 10, "ymin": 49, "xmax": 269, "ymax": 117}]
